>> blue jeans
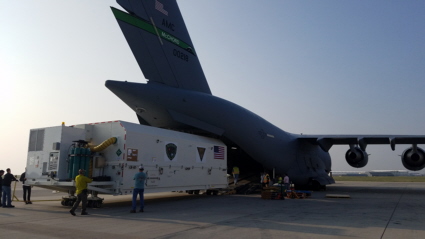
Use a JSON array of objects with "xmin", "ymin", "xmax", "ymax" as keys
[
  {"xmin": 233, "ymin": 174, "xmax": 239, "ymax": 184},
  {"xmin": 132, "ymin": 188, "xmax": 145, "ymax": 210},
  {"xmin": 2, "ymin": 186, "xmax": 12, "ymax": 206}
]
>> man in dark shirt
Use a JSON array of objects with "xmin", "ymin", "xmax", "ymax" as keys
[
  {"xmin": 2, "ymin": 168, "xmax": 18, "ymax": 208},
  {"xmin": 0, "ymin": 170, "xmax": 4, "ymax": 207},
  {"xmin": 20, "ymin": 171, "xmax": 32, "ymax": 204}
]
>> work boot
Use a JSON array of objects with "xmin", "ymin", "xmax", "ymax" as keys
[
  {"xmin": 81, "ymin": 211, "xmax": 89, "ymax": 215},
  {"xmin": 69, "ymin": 210, "xmax": 76, "ymax": 216},
  {"xmin": 28, "ymin": 201, "xmax": 32, "ymax": 204}
]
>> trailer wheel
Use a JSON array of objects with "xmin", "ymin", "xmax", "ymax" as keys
[
  {"xmin": 194, "ymin": 190, "xmax": 200, "ymax": 195},
  {"xmin": 61, "ymin": 200, "xmax": 65, "ymax": 206},
  {"xmin": 212, "ymin": 190, "xmax": 218, "ymax": 196}
]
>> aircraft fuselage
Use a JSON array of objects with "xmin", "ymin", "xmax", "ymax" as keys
[{"xmin": 106, "ymin": 80, "xmax": 333, "ymax": 185}]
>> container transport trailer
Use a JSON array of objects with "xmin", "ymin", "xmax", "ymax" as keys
[{"xmin": 26, "ymin": 121, "xmax": 228, "ymax": 206}]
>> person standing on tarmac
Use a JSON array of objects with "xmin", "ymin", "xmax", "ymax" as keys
[
  {"xmin": 260, "ymin": 172, "xmax": 265, "ymax": 185},
  {"xmin": 2, "ymin": 168, "xmax": 18, "ymax": 208},
  {"xmin": 284, "ymin": 174, "xmax": 290, "ymax": 190},
  {"xmin": 0, "ymin": 170, "xmax": 4, "ymax": 207},
  {"xmin": 69, "ymin": 169, "xmax": 93, "ymax": 216},
  {"xmin": 277, "ymin": 175, "xmax": 283, "ymax": 185},
  {"xmin": 262, "ymin": 172, "xmax": 270, "ymax": 188},
  {"xmin": 20, "ymin": 170, "xmax": 32, "ymax": 204},
  {"xmin": 232, "ymin": 166, "xmax": 240, "ymax": 185},
  {"xmin": 130, "ymin": 166, "xmax": 147, "ymax": 213},
  {"xmin": 276, "ymin": 175, "xmax": 285, "ymax": 200}
]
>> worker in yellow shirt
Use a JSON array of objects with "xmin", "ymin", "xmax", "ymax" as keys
[
  {"xmin": 232, "ymin": 166, "xmax": 240, "ymax": 185},
  {"xmin": 69, "ymin": 169, "xmax": 93, "ymax": 216},
  {"xmin": 277, "ymin": 175, "xmax": 283, "ymax": 185}
]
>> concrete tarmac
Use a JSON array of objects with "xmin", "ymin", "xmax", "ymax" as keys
[{"xmin": 1, "ymin": 181, "xmax": 424, "ymax": 239}]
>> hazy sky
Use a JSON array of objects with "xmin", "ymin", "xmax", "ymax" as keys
[{"xmin": 1, "ymin": 1, "xmax": 424, "ymax": 174}]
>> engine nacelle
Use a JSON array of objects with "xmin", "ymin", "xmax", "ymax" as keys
[
  {"xmin": 345, "ymin": 147, "xmax": 368, "ymax": 168},
  {"xmin": 401, "ymin": 147, "xmax": 425, "ymax": 171}
]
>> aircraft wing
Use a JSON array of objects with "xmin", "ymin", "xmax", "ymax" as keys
[{"xmin": 297, "ymin": 135, "xmax": 425, "ymax": 152}]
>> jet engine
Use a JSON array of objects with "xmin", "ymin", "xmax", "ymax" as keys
[
  {"xmin": 401, "ymin": 146, "xmax": 425, "ymax": 171},
  {"xmin": 345, "ymin": 147, "xmax": 368, "ymax": 168}
]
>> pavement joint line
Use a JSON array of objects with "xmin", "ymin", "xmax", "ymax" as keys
[
  {"xmin": 13, "ymin": 200, "xmax": 62, "ymax": 202},
  {"xmin": 156, "ymin": 211, "xmax": 263, "ymax": 238},
  {"xmin": 380, "ymin": 185, "xmax": 407, "ymax": 239}
]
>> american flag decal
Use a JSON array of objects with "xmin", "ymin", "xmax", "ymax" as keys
[
  {"xmin": 155, "ymin": 0, "xmax": 168, "ymax": 16},
  {"xmin": 214, "ymin": 146, "xmax": 225, "ymax": 159}
]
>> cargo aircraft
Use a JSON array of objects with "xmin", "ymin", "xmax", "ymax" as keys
[{"xmin": 105, "ymin": 0, "xmax": 425, "ymax": 188}]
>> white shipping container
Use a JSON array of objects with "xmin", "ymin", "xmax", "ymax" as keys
[{"xmin": 26, "ymin": 121, "xmax": 228, "ymax": 198}]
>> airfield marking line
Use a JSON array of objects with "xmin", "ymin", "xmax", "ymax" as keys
[
  {"xmin": 155, "ymin": 212, "xmax": 261, "ymax": 238},
  {"xmin": 380, "ymin": 185, "xmax": 407, "ymax": 239},
  {"xmin": 0, "ymin": 212, "xmax": 71, "ymax": 226}
]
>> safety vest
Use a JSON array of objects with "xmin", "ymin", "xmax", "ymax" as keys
[{"xmin": 263, "ymin": 174, "xmax": 270, "ymax": 183}]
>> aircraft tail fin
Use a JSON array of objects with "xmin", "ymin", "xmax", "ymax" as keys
[{"xmin": 112, "ymin": 0, "xmax": 211, "ymax": 94}]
